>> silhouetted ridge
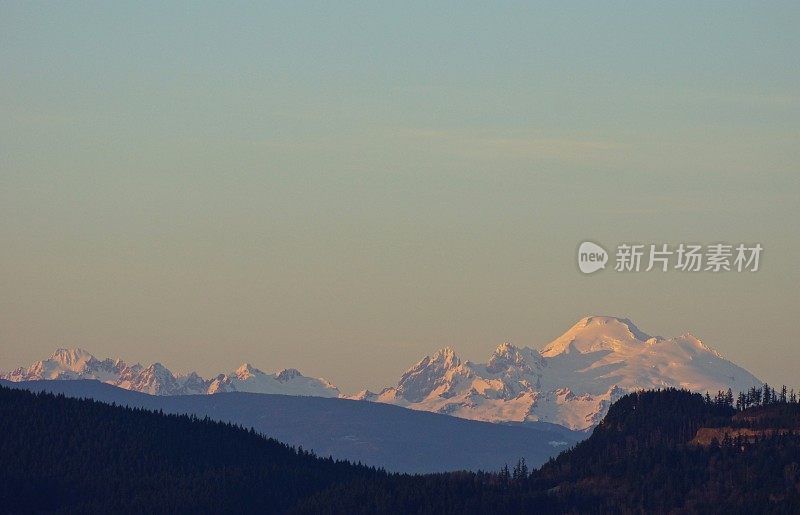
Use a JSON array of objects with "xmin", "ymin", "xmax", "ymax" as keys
[{"xmin": 0, "ymin": 385, "xmax": 381, "ymax": 513}]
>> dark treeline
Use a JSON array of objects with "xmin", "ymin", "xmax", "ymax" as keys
[
  {"xmin": 0, "ymin": 385, "xmax": 387, "ymax": 513},
  {"xmin": 2, "ymin": 385, "xmax": 800, "ymax": 514},
  {"xmin": 701, "ymin": 383, "xmax": 800, "ymax": 411}
]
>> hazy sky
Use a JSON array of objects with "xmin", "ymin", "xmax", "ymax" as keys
[{"xmin": 1, "ymin": 2, "xmax": 798, "ymax": 393}]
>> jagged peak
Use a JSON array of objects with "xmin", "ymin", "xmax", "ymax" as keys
[
  {"xmin": 140, "ymin": 362, "xmax": 175, "ymax": 381},
  {"xmin": 177, "ymin": 370, "xmax": 203, "ymax": 381},
  {"xmin": 491, "ymin": 342, "xmax": 540, "ymax": 357},
  {"xmin": 235, "ymin": 362, "xmax": 264, "ymax": 379},
  {"xmin": 405, "ymin": 347, "xmax": 460, "ymax": 374},
  {"xmin": 433, "ymin": 347, "xmax": 460, "ymax": 368},
  {"xmin": 276, "ymin": 368, "xmax": 302, "ymax": 381},
  {"xmin": 51, "ymin": 347, "xmax": 95, "ymax": 364},
  {"xmin": 493, "ymin": 342, "xmax": 518, "ymax": 355},
  {"xmin": 432, "ymin": 346, "xmax": 457, "ymax": 360},
  {"xmin": 487, "ymin": 342, "xmax": 541, "ymax": 373},
  {"xmin": 2, "ymin": 349, "xmax": 343, "ymax": 397}
]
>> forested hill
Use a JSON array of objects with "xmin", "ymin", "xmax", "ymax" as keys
[
  {"xmin": 0, "ymin": 385, "xmax": 386, "ymax": 513},
  {"xmin": 297, "ymin": 389, "xmax": 800, "ymax": 514},
  {"xmin": 3, "ymin": 385, "xmax": 800, "ymax": 514}
]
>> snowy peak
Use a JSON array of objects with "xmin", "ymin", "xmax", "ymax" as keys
[
  {"xmin": 50, "ymin": 348, "xmax": 96, "ymax": 371},
  {"xmin": 430, "ymin": 347, "xmax": 460, "ymax": 368},
  {"xmin": 487, "ymin": 343, "xmax": 543, "ymax": 373},
  {"xmin": 404, "ymin": 347, "xmax": 461, "ymax": 380},
  {"xmin": 130, "ymin": 363, "xmax": 178, "ymax": 395},
  {"xmin": 6, "ymin": 348, "xmax": 121, "ymax": 383},
  {"xmin": 490, "ymin": 342, "xmax": 521, "ymax": 361},
  {"xmin": 213, "ymin": 365, "xmax": 339, "ymax": 397},
  {"xmin": 2, "ymin": 349, "xmax": 340, "ymax": 399},
  {"xmin": 235, "ymin": 363, "xmax": 263, "ymax": 380},
  {"xmin": 541, "ymin": 315, "xmax": 653, "ymax": 357},
  {"xmin": 276, "ymin": 368, "xmax": 302, "ymax": 382},
  {"xmin": 368, "ymin": 317, "xmax": 762, "ymax": 430},
  {"xmin": 394, "ymin": 347, "xmax": 462, "ymax": 403}
]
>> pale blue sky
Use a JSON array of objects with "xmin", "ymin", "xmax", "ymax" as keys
[{"xmin": 1, "ymin": 2, "xmax": 798, "ymax": 392}]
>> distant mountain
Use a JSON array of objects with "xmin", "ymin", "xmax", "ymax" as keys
[
  {"xmin": 1, "ymin": 379, "xmax": 582, "ymax": 473},
  {"xmin": 0, "ymin": 316, "xmax": 763, "ymax": 430},
  {"xmin": 357, "ymin": 316, "xmax": 763, "ymax": 430},
  {"xmin": 1, "ymin": 348, "xmax": 340, "ymax": 398}
]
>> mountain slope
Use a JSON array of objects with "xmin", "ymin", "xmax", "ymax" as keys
[
  {"xmin": 1, "ymin": 348, "xmax": 340, "ymax": 398},
  {"xmin": 363, "ymin": 316, "xmax": 762, "ymax": 430},
  {"xmin": 2, "ymin": 379, "xmax": 582, "ymax": 473}
]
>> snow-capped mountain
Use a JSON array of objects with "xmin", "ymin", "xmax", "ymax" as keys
[
  {"xmin": 1, "ymin": 316, "xmax": 763, "ymax": 430},
  {"xmin": 206, "ymin": 363, "xmax": 340, "ymax": 397},
  {"xmin": 1, "ymin": 348, "xmax": 340, "ymax": 398},
  {"xmin": 354, "ymin": 316, "xmax": 762, "ymax": 430}
]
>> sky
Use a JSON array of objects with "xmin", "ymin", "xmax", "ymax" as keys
[{"xmin": 1, "ymin": 2, "xmax": 798, "ymax": 393}]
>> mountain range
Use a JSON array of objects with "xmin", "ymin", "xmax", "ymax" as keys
[
  {"xmin": 359, "ymin": 316, "xmax": 763, "ymax": 429},
  {"xmin": 1, "ymin": 316, "xmax": 762, "ymax": 430},
  {"xmin": 1, "ymin": 347, "xmax": 340, "ymax": 397}
]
